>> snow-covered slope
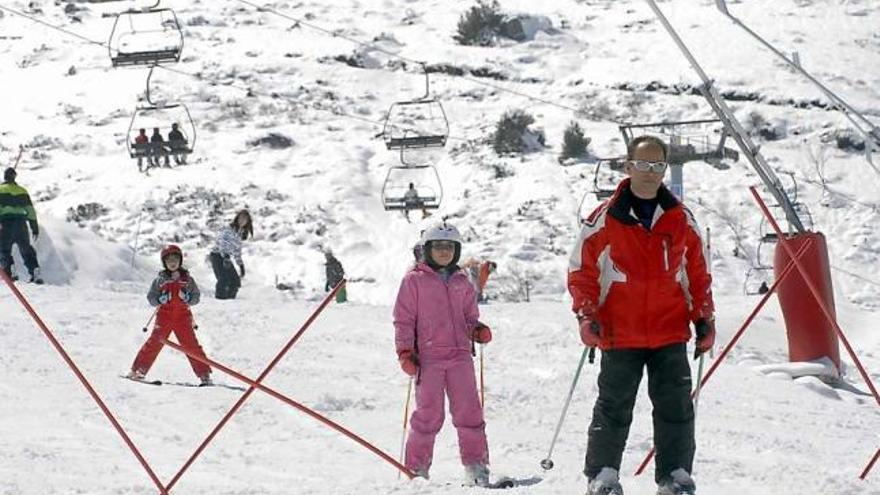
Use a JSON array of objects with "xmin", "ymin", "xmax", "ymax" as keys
[{"xmin": 0, "ymin": 0, "xmax": 878, "ymax": 493}]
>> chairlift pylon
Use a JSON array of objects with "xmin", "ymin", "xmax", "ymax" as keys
[
  {"xmin": 126, "ymin": 66, "xmax": 195, "ymax": 163},
  {"xmin": 382, "ymin": 63, "xmax": 449, "ymax": 150},
  {"xmin": 108, "ymin": 5, "xmax": 183, "ymax": 67},
  {"xmin": 381, "ymin": 141, "xmax": 443, "ymax": 212}
]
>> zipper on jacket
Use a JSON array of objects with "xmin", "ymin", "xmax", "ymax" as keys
[{"xmin": 662, "ymin": 238, "xmax": 670, "ymax": 271}]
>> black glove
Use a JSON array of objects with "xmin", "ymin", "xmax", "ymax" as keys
[
  {"xmin": 30, "ymin": 222, "xmax": 39, "ymax": 241},
  {"xmin": 238, "ymin": 264, "xmax": 245, "ymax": 278}
]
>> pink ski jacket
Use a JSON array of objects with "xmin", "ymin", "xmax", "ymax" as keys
[{"xmin": 394, "ymin": 263, "xmax": 480, "ymax": 358}]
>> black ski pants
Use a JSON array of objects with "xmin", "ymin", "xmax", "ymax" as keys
[
  {"xmin": 209, "ymin": 252, "xmax": 240, "ymax": 299},
  {"xmin": 0, "ymin": 218, "xmax": 39, "ymax": 277},
  {"xmin": 584, "ymin": 343, "xmax": 695, "ymax": 483}
]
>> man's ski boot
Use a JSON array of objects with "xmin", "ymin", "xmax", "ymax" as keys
[
  {"xmin": 656, "ymin": 468, "xmax": 696, "ymax": 495},
  {"xmin": 463, "ymin": 463, "xmax": 491, "ymax": 487},
  {"xmin": 29, "ymin": 267, "xmax": 44, "ymax": 285},
  {"xmin": 199, "ymin": 374, "xmax": 213, "ymax": 387},
  {"xmin": 587, "ymin": 467, "xmax": 624, "ymax": 495}
]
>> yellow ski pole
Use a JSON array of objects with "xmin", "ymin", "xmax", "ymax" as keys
[
  {"xmin": 398, "ymin": 376, "xmax": 413, "ymax": 479},
  {"xmin": 479, "ymin": 344, "xmax": 485, "ymax": 408}
]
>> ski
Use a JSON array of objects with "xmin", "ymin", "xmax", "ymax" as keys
[
  {"xmin": 120, "ymin": 375, "xmax": 162, "ymax": 386},
  {"xmin": 164, "ymin": 380, "xmax": 247, "ymax": 391},
  {"xmin": 455, "ymin": 476, "xmax": 542, "ymax": 490}
]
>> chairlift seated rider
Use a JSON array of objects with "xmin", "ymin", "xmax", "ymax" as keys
[
  {"xmin": 150, "ymin": 128, "xmax": 170, "ymax": 168},
  {"xmin": 167, "ymin": 123, "xmax": 188, "ymax": 165},
  {"xmin": 133, "ymin": 128, "xmax": 149, "ymax": 171},
  {"xmin": 403, "ymin": 182, "xmax": 431, "ymax": 221}
]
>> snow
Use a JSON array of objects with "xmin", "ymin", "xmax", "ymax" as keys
[{"xmin": 0, "ymin": 0, "xmax": 879, "ymax": 494}]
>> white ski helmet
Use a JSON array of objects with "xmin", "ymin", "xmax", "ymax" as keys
[
  {"xmin": 421, "ymin": 222, "xmax": 462, "ymax": 244},
  {"xmin": 421, "ymin": 222, "xmax": 463, "ymax": 267}
]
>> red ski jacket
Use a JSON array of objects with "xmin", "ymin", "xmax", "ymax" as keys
[
  {"xmin": 568, "ymin": 179, "xmax": 714, "ymax": 350},
  {"xmin": 147, "ymin": 270, "xmax": 200, "ymax": 326}
]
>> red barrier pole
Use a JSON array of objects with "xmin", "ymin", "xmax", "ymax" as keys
[
  {"xmin": 749, "ymin": 186, "xmax": 880, "ymax": 408},
  {"xmin": 161, "ymin": 339, "xmax": 415, "ymax": 479},
  {"xmin": 0, "ymin": 271, "xmax": 168, "ymax": 494},
  {"xmin": 165, "ymin": 280, "xmax": 346, "ymax": 491},
  {"xmin": 635, "ymin": 238, "xmax": 814, "ymax": 475},
  {"xmin": 861, "ymin": 447, "xmax": 879, "ymax": 480}
]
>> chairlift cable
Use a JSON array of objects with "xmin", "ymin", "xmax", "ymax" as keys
[
  {"xmin": 232, "ymin": 0, "xmax": 584, "ymax": 114},
  {"xmin": 0, "ymin": 5, "xmax": 469, "ymax": 143},
  {"xmin": 0, "ymin": 4, "xmax": 106, "ymax": 47}
]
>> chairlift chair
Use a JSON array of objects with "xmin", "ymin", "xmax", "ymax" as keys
[
  {"xmin": 576, "ymin": 158, "xmax": 623, "ymax": 225},
  {"xmin": 619, "ymin": 119, "xmax": 739, "ymax": 165},
  {"xmin": 381, "ymin": 143, "xmax": 443, "ymax": 211},
  {"xmin": 109, "ymin": 7, "xmax": 183, "ymax": 67},
  {"xmin": 382, "ymin": 63, "xmax": 449, "ymax": 150},
  {"xmin": 744, "ymin": 266, "xmax": 773, "ymax": 295},
  {"xmin": 126, "ymin": 66, "xmax": 195, "ymax": 161},
  {"xmin": 381, "ymin": 165, "xmax": 443, "ymax": 211}
]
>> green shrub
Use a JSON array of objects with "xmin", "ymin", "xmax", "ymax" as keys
[{"xmin": 454, "ymin": 0, "xmax": 505, "ymax": 46}]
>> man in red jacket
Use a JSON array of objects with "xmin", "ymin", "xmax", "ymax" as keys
[{"xmin": 568, "ymin": 135, "xmax": 715, "ymax": 495}]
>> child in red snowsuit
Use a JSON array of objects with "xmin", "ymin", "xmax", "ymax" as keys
[{"xmin": 128, "ymin": 245, "xmax": 212, "ymax": 385}]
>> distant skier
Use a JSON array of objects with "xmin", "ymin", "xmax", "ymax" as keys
[
  {"xmin": 393, "ymin": 222, "xmax": 494, "ymax": 486},
  {"xmin": 127, "ymin": 244, "xmax": 212, "ymax": 386},
  {"xmin": 477, "ymin": 260, "xmax": 497, "ymax": 303},
  {"xmin": 568, "ymin": 136, "xmax": 715, "ymax": 495},
  {"xmin": 208, "ymin": 209, "xmax": 252, "ymax": 300},
  {"xmin": 460, "ymin": 258, "xmax": 497, "ymax": 303},
  {"xmin": 0, "ymin": 167, "xmax": 42, "ymax": 284},
  {"xmin": 324, "ymin": 250, "xmax": 346, "ymax": 303}
]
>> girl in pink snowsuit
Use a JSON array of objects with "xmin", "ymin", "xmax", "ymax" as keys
[{"xmin": 393, "ymin": 222, "xmax": 494, "ymax": 485}]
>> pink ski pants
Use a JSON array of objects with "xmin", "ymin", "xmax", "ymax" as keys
[{"xmin": 405, "ymin": 349, "xmax": 489, "ymax": 471}]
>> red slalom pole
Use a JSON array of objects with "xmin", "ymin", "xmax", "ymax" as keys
[
  {"xmin": 861, "ymin": 447, "xmax": 879, "ymax": 480},
  {"xmin": 749, "ymin": 186, "xmax": 880, "ymax": 408},
  {"xmin": 0, "ymin": 271, "xmax": 168, "ymax": 494},
  {"xmin": 162, "ymin": 339, "xmax": 415, "ymax": 479},
  {"xmin": 634, "ymin": 238, "xmax": 814, "ymax": 476},
  {"xmin": 165, "ymin": 280, "xmax": 347, "ymax": 491}
]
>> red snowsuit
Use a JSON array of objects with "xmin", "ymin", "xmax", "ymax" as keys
[{"xmin": 131, "ymin": 270, "xmax": 210, "ymax": 378}]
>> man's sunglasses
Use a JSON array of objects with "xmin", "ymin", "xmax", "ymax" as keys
[{"xmin": 628, "ymin": 160, "xmax": 669, "ymax": 173}]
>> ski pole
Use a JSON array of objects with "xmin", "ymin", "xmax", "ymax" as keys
[
  {"xmin": 540, "ymin": 346, "xmax": 591, "ymax": 470},
  {"xmin": 141, "ymin": 307, "xmax": 158, "ymax": 333},
  {"xmin": 691, "ymin": 352, "xmax": 706, "ymax": 476},
  {"xmin": 398, "ymin": 377, "xmax": 413, "ymax": 480},
  {"xmin": 12, "ymin": 145, "xmax": 23, "ymax": 170},
  {"xmin": 479, "ymin": 344, "xmax": 485, "ymax": 408}
]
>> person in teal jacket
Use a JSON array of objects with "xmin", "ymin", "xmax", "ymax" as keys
[{"xmin": 0, "ymin": 167, "xmax": 42, "ymax": 284}]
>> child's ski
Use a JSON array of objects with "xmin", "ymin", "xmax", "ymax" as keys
[{"xmin": 120, "ymin": 375, "xmax": 162, "ymax": 386}]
